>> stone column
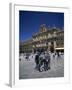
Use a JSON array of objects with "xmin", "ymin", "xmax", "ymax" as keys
[
  {"xmin": 48, "ymin": 42, "xmax": 51, "ymax": 51},
  {"xmin": 54, "ymin": 41, "xmax": 57, "ymax": 49}
]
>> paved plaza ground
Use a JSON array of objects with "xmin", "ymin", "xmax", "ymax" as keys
[{"xmin": 19, "ymin": 54, "xmax": 64, "ymax": 79}]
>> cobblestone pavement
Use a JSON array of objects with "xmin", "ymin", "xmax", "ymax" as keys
[{"xmin": 19, "ymin": 54, "xmax": 64, "ymax": 79}]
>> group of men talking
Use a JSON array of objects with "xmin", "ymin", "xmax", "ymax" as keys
[{"xmin": 35, "ymin": 51, "xmax": 51, "ymax": 72}]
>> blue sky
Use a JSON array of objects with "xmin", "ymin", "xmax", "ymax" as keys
[{"xmin": 19, "ymin": 11, "xmax": 64, "ymax": 42}]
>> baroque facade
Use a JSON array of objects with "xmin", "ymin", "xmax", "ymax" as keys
[{"xmin": 20, "ymin": 24, "xmax": 64, "ymax": 53}]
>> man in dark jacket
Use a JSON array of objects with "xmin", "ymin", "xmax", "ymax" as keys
[
  {"xmin": 45, "ymin": 51, "xmax": 51, "ymax": 70},
  {"xmin": 35, "ymin": 52, "xmax": 39, "ymax": 70}
]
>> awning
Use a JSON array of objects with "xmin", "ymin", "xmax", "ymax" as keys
[{"xmin": 55, "ymin": 47, "xmax": 64, "ymax": 50}]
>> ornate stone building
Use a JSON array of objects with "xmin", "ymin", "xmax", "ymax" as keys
[
  {"xmin": 19, "ymin": 39, "xmax": 33, "ymax": 53},
  {"xmin": 20, "ymin": 24, "xmax": 64, "ymax": 53},
  {"xmin": 32, "ymin": 24, "xmax": 64, "ymax": 52}
]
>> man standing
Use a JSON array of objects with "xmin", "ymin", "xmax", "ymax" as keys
[
  {"xmin": 38, "ymin": 52, "xmax": 45, "ymax": 72},
  {"xmin": 45, "ymin": 51, "xmax": 51, "ymax": 70},
  {"xmin": 35, "ymin": 52, "xmax": 39, "ymax": 70}
]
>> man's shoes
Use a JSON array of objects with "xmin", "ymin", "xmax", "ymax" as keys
[{"xmin": 48, "ymin": 67, "xmax": 50, "ymax": 69}]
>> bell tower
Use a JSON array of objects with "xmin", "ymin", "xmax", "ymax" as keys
[{"xmin": 40, "ymin": 24, "xmax": 47, "ymax": 33}]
